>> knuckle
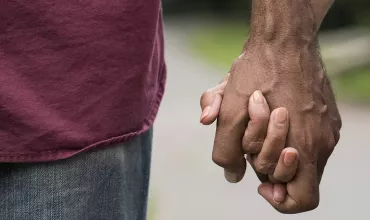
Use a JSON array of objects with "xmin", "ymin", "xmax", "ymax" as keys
[
  {"xmin": 273, "ymin": 173, "xmax": 290, "ymax": 183},
  {"xmin": 308, "ymin": 201, "xmax": 320, "ymax": 212},
  {"xmin": 322, "ymin": 127, "xmax": 339, "ymax": 155},
  {"xmin": 255, "ymin": 158, "xmax": 276, "ymax": 174},
  {"xmin": 243, "ymin": 141, "xmax": 263, "ymax": 154},
  {"xmin": 327, "ymin": 134, "xmax": 337, "ymax": 154},
  {"xmin": 334, "ymin": 114, "xmax": 342, "ymax": 130},
  {"xmin": 337, "ymin": 119, "xmax": 342, "ymax": 131},
  {"xmin": 301, "ymin": 196, "xmax": 320, "ymax": 212},
  {"xmin": 268, "ymin": 175, "xmax": 282, "ymax": 184},
  {"xmin": 212, "ymin": 154, "xmax": 234, "ymax": 168},
  {"xmin": 295, "ymin": 196, "xmax": 320, "ymax": 213},
  {"xmin": 269, "ymin": 133, "xmax": 285, "ymax": 142},
  {"xmin": 275, "ymin": 196, "xmax": 319, "ymax": 214},
  {"xmin": 333, "ymin": 130, "xmax": 340, "ymax": 144}
]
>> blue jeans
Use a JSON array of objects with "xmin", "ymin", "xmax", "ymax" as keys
[{"xmin": 0, "ymin": 129, "xmax": 153, "ymax": 220}]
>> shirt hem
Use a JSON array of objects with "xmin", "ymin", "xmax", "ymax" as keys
[{"xmin": 0, "ymin": 69, "xmax": 166, "ymax": 163}]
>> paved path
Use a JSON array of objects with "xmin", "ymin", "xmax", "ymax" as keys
[{"xmin": 149, "ymin": 25, "xmax": 370, "ymax": 220}]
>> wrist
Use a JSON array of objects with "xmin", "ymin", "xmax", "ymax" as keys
[
  {"xmin": 249, "ymin": 0, "xmax": 317, "ymax": 45},
  {"xmin": 245, "ymin": 41, "xmax": 321, "ymax": 81}
]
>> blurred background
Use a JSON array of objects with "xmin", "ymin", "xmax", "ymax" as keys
[{"xmin": 149, "ymin": 0, "xmax": 370, "ymax": 219}]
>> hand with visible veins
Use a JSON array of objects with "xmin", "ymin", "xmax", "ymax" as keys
[
  {"xmin": 201, "ymin": 76, "xmax": 300, "ymax": 204},
  {"xmin": 200, "ymin": 0, "xmax": 341, "ymax": 213}
]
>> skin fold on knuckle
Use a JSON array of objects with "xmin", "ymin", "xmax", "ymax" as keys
[
  {"xmin": 242, "ymin": 124, "xmax": 267, "ymax": 154},
  {"xmin": 255, "ymin": 158, "xmax": 276, "ymax": 174},
  {"xmin": 243, "ymin": 141, "xmax": 263, "ymax": 154}
]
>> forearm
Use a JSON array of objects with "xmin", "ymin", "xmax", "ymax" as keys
[
  {"xmin": 249, "ymin": 0, "xmax": 334, "ymax": 44},
  {"xmin": 249, "ymin": 0, "xmax": 316, "ymax": 46},
  {"xmin": 245, "ymin": 0, "xmax": 328, "ymax": 88}
]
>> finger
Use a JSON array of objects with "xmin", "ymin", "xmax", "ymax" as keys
[
  {"xmin": 259, "ymin": 160, "xmax": 320, "ymax": 213},
  {"xmin": 224, "ymin": 157, "xmax": 247, "ymax": 184},
  {"xmin": 213, "ymin": 79, "xmax": 249, "ymax": 183},
  {"xmin": 258, "ymin": 182, "xmax": 297, "ymax": 213},
  {"xmin": 242, "ymin": 90, "xmax": 270, "ymax": 154},
  {"xmin": 273, "ymin": 183, "xmax": 287, "ymax": 204},
  {"xmin": 272, "ymin": 148, "xmax": 299, "ymax": 183},
  {"xmin": 258, "ymin": 182, "xmax": 288, "ymax": 205},
  {"xmin": 200, "ymin": 74, "xmax": 229, "ymax": 125},
  {"xmin": 247, "ymin": 154, "xmax": 269, "ymax": 183},
  {"xmin": 254, "ymin": 108, "xmax": 289, "ymax": 175},
  {"xmin": 200, "ymin": 94, "xmax": 222, "ymax": 125}
]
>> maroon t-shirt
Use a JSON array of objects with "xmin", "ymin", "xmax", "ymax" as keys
[{"xmin": 0, "ymin": 0, "xmax": 166, "ymax": 162}]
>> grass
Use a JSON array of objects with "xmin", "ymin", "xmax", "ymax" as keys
[{"xmin": 190, "ymin": 22, "xmax": 370, "ymax": 103}]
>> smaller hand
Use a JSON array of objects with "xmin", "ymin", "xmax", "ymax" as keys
[{"xmin": 200, "ymin": 74, "xmax": 299, "ymax": 203}]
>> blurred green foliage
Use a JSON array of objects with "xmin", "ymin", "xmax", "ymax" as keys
[
  {"xmin": 333, "ymin": 66, "xmax": 370, "ymax": 103},
  {"xmin": 163, "ymin": 0, "xmax": 370, "ymax": 30},
  {"xmin": 191, "ymin": 22, "xmax": 248, "ymax": 70}
]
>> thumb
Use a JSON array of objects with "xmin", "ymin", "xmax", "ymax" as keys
[
  {"xmin": 200, "ymin": 73, "xmax": 229, "ymax": 125},
  {"xmin": 258, "ymin": 162, "xmax": 320, "ymax": 213}
]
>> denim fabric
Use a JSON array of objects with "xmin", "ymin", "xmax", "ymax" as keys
[{"xmin": 0, "ymin": 128, "xmax": 153, "ymax": 220}]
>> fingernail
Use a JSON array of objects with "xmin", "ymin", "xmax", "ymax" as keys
[
  {"xmin": 224, "ymin": 170, "xmax": 240, "ymax": 183},
  {"xmin": 274, "ymin": 108, "xmax": 287, "ymax": 124},
  {"xmin": 284, "ymin": 151, "xmax": 297, "ymax": 166},
  {"xmin": 253, "ymin": 90, "xmax": 264, "ymax": 104},
  {"xmin": 200, "ymin": 106, "xmax": 211, "ymax": 122}
]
